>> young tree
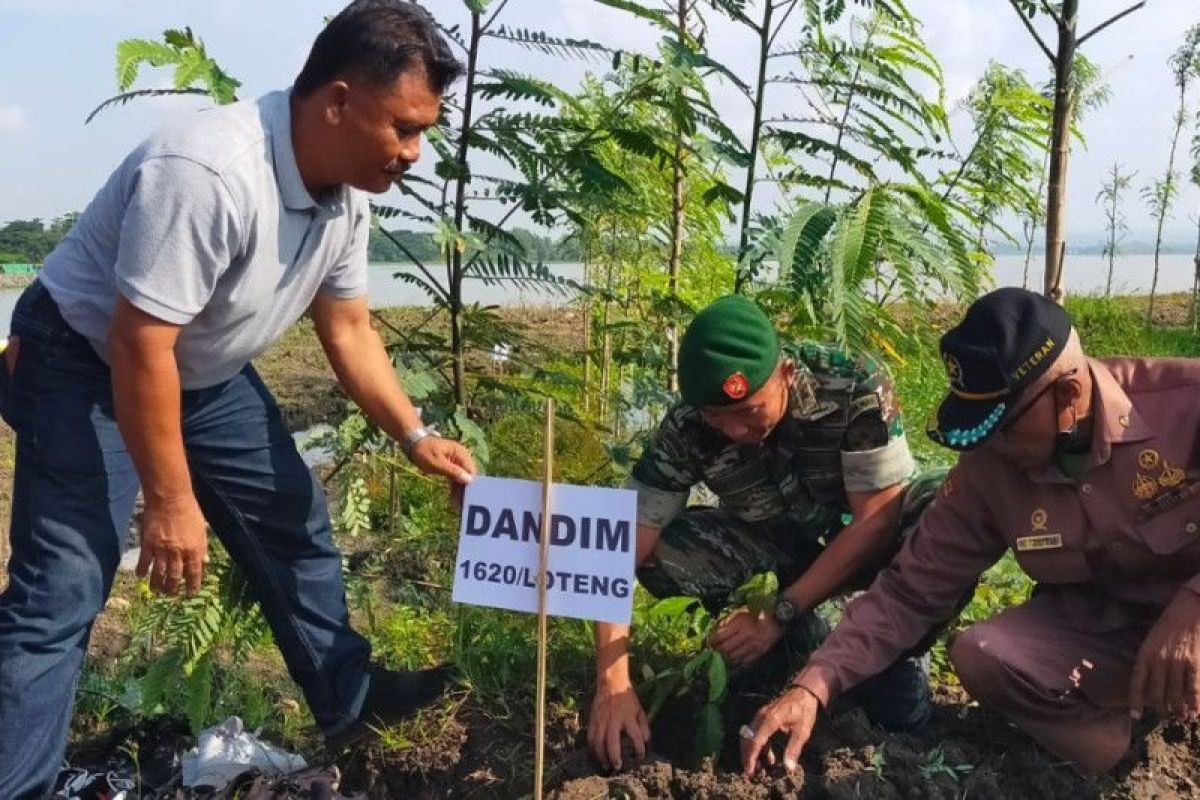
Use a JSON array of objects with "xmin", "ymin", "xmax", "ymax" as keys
[
  {"xmin": 1189, "ymin": 125, "xmax": 1200, "ymax": 329},
  {"xmin": 1095, "ymin": 162, "xmax": 1134, "ymax": 297},
  {"xmin": 1016, "ymin": 54, "xmax": 1110, "ymax": 290},
  {"xmin": 1006, "ymin": 0, "xmax": 1144, "ymax": 300},
  {"xmin": 953, "ymin": 63, "xmax": 1051, "ymax": 264},
  {"xmin": 1147, "ymin": 24, "xmax": 1200, "ymax": 324}
]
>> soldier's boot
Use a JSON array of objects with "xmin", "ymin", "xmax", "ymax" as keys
[{"xmin": 836, "ymin": 652, "xmax": 932, "ymax": 732}]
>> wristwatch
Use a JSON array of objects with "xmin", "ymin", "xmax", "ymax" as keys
[
  {"xmin": 773, "ymin": 597, "xmax": 798, "ymax": 625},
  {"xmin": 402, "ymin": 425, "xmax": 439, "ymax": 457}
]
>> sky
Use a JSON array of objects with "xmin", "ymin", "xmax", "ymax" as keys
[{"xmin": 1, "ymin": 0, "xmax": 1198, "ymax": 245}]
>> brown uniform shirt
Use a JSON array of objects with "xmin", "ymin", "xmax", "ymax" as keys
[{"xmin": 796, "ymin": 356, "xmax": 1200, "ymax": 706}]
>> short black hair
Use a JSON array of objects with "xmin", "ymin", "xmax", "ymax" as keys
[{"xmin": 294, "ymin": 1, "xmax": 462, "ymax": 97}]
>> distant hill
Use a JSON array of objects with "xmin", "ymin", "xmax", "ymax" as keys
[{"xmin": 0, "ymin": 216, "xmax": 583, "ymax": 265}]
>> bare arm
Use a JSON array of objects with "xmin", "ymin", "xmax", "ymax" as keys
[
  {"xmin": 310, "ymin": 292, "xmax": 475, "ymax": 484},
  {"xmin": 588, "ymin": 523, "xmax": 662, "ymax": 768},
  {"xmin": 594, "ymin": 523, "xmax": 663, "ymax": 683},
  {"xmin": 778, "ymin": 482, "xmax": 907, "ymax": 613},
  {"xmin": 109, "ymin": 295, "xmax": 208, "ymax": 595}
]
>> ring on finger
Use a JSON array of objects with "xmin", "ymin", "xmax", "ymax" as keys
[{"xmin": 738, "ymin": 724, "xmax": 756, "ymax": 741}]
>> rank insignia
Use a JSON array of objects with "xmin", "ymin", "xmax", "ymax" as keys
[
  {"xmin": 1133, "ymin": 472, "xmax": 1160, "ymax": 501},
  {"xmin": 1158, "ymin": 460, "xmax": 1185, "ymax": 488},
  {"xmin": 722, "ymin": 371, "xmax": 749, "ymax": 400}
]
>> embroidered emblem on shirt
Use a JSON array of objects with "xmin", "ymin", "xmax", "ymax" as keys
[
  {"xmin": 1016, "ymin": 509, "xmax": 1061, "ymax": 551},
  {"xmin": 722, "ymin": 372, "xmax": 749, "ymax": 400},
  {"xmin": 1158, "ymin": 460, "xmax": 1186, "ymax": 488},
  {"xmin": 1138, "ymin": 449, "xmax": 1161, "ymax": 470},
  {"xmin": 940, "ymin": 471, "xmax": 956, "ymax": 498},
  {"xmin": 1133, "ymin": 472, "xmax": 1161, "ymax": 501},
  {"xmin": 1016, "ymin": 534, "xmax": 1063, "ymax": 551},
  {"xmin": 1138, "ymin": 477, "xmax": 1200, "ymax": 521}
]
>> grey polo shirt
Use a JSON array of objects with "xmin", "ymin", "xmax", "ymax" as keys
[{"xmin": 39, "ymin": 90, "xmax": 369, "ymax": 389}]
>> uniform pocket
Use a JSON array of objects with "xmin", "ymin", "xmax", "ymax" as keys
[
  {"xmin": 1013, "ymin": 547, "xmax": 1093, "ymax": 583},
  {"xmin": 1137, "ymin": 496, "xmax": 1200, "ymax": 555}
]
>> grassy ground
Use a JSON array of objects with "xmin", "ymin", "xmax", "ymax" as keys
[{"xmin": 3, "ymin": 292, "xmax": 1198, "ymax": 797}]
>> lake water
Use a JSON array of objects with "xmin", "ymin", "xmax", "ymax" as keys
[{"xmin": 0, "ymin": 253, "xmax": 1195, "ymax": 332}]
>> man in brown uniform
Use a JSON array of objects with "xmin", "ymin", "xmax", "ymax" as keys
[{"xmin": 741, "ymin": 287, "xmax": 1200, "ymax": 776}]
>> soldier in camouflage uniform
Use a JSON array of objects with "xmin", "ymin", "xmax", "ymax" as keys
[{"xmin": 588, "ymin": 295, "xmax": 948, "ymax": 771}]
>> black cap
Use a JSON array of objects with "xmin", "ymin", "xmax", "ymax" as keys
[{"xmin": 927, "ymin": 287, "xmax": 1072, "ymax": 452}]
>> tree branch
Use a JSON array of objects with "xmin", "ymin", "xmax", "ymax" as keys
[
  {"xmin": 1038, "ymin": 0, "xmax": 1063, "ymax": 28},
  {"xmin": 481, "ymin": 0, "xmax": 511, "ymax": 34},
  {"xmin": 1078, "ymin": 2, "xmax": 1146, "ymax": 47},
  {"xmin": 766, "ymin": 0, "xmax": 800, "ymax": 52},
  {"xmin": 376, "ymin": 225, "xmax": 451, "ymax": 305},
  {"xmin": 1006, "ymin": 0, "xmax": 1056, "ymax": 65}
]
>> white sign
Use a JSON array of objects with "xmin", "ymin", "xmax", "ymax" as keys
[{"xmin": 451, "ymin": 476, "xmax": 637, "ymax": 624}]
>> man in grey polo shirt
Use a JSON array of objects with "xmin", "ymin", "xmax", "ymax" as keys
[{"xmin": 0, "ymin": 3, "xmax": 473, "ymax": 795}]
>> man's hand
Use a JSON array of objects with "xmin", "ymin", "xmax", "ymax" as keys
[
  {"xmin": 741, "ymin": 685, "xmax": 820, "ymax": 776},
  {"xmin": 136, "ymin": 494, "xmax": 209, "ymax": 595},
  {"xmin": 408, "ymin": 436, "xmax": 477, "ymax": 486},
  {"xmin": 1130, "ymin": 589, "xmax": 1200, "ymax": 721},
  {"xmin": 709, "ymin": 606, "xmax": 784, "ymax": 667},
  {"xmin": 588, "ymin": 678, "xmax": 651, "ymax": 771}
]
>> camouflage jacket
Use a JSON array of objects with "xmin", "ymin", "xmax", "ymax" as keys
[{"xmin": 627, "ymin": 341, "xmax": 915, "ymax": 534}]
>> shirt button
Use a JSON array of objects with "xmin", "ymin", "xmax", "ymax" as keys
[
  {"xmin": 1081, "ymin": 483, "xmax": 1093, "ymax": 494},
  {"xmin": 1187, "ymin": 523, "xmax": 1198, "ymax": 534},
  {"xmin": 1118, "ymin": 414, "xmax": 1131, "ymax": 427},
  {"xmin": 1108, "ymin": 541, "xmax": 1123, "ymax": 551}
]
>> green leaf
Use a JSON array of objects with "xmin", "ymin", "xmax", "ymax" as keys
[
  {"xmin": 452, "ymin": 406, "xmax": 491, "ymax": 470},
  {"xmin": 777, "ymin": 201, "xmax": 837, "ymax": 289},
  {"xmin": 592, "ymin": 0, "xmax": 675, "ymax": 32},
  {"xmin": 707, "ymin": 653, "xmax": 728, "ymax": 704},
  {"xmin": 731, "ymin": 572, "xmax": 779, "ymax": 616},
  {"xmin": 172, "ymin": 49, "xmax": 210, "ymax": 91},
  {"xmin": 162, "ymin": 27, "xmax": 197, "ymax": 49},
  {"xmin": 642, "ymin": 669, "xmax": 681, "ymax": 720},
  {"xmin": 701, "ymin": 182, "xmax": 744, "ymax": 208},
  {"xmin": 185, "ymin": 651, "xmax": 215, "ymax": 735},
  {"xmin": 683, "ymin": 648, "xmax": 711, "ymax": 682},
  {"xmin": 115, "ymin": 39, "xmax": 179, "ymax": 90},
  {"xmin": 694, "ymin": 703, "xmax": 724, "ymax": 760},
  {"xmin": 648, "ymin": 596, "xmax": 700, "ymax": 619},
  {"xmin": 140, "ymin": 647, "xmax": 185, "ymax": 714}
]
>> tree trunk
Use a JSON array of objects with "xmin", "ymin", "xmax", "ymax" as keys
[
  {"xmin": 1191, "ymin": 214, "xmax": 1200, "ymax": 331},
  {"xmin": 734, "ymin": 1, "xmax": 773, "ymax": 292},
  {"xmin": 582, "ymin": 254, "xmax": 592, "ymax": 415},
  {"xmin": 1022, "ymin": 154, "xmax": 1048, "ymax": 290},
  {"xmin": 666, "ymin": 0, "xmax": 688, "ymax": 394},
  {"xmin": 1148, "ymin": 98, "xmax": 1188, "ymax": 325},
  {"xmin": 448, "ymin": 11, "xmax": 482, "ymax": 406},
  {"xmin": 1104, "ymin": 178, "xmax": 1118, "ymax": 297},
  {"xmin": 1043, "ymin": 0, "xmax": 1078, "ymax": 303},
  {"xmin": 600, "ymin": 248, "xmax": 614, "ymax": 421}
]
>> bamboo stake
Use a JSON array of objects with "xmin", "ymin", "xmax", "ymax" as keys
[{"xmin": 533, "ymin": 397, "xmax": 555, "ymax": 800}]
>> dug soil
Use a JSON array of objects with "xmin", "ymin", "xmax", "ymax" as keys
[{"xmin": 548, "ymin": 686, "xmax": 1200, "ymax": 800}]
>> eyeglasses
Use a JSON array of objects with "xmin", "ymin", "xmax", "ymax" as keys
[{"xmin": 993, "ymin": 368, "xmax": 1077, "ymax": 440}]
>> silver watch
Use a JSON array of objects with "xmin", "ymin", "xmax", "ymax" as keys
[{"xmin": 402, "ymin": 425, "xmax": 439, "ymax": 456}]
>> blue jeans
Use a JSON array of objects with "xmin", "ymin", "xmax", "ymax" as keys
[{"xmin": 0, "ymin": 283, "xmax": 371, "ymax": 798}]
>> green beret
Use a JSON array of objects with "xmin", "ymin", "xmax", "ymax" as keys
[{"xmin": 678, "ymin": 295, "xmax": 780, "ymax": 407}]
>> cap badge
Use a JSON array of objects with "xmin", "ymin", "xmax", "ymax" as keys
[
  {"xmin": 722, "ymin": 371, "xmax": 749, "ymax": 400},
  {"xmin": 943, "ymin": 353, "xmax": 964, "ymax": 390}
]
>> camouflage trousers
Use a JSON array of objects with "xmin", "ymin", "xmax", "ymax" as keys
[{"xmin": 636, "ymin": 469, "xmax": 949, "ymax": 731}]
